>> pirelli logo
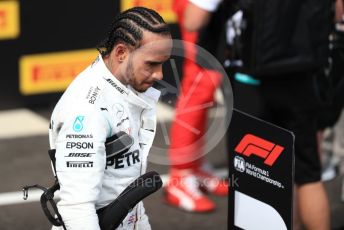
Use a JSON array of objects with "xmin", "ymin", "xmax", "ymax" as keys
[
  {"xmin": 0, "ymin": 1, "xmax": 20, "ymax": 40},
  {"xmin": 19, "ymin": 49, "xmax": 98, "ymax": 95},
  {"xmin": 66, "ymin": 161, "xmax": 93, "ymax": 168},
  {"xmin": 121, "ymin": 0, "xmax": 177, "ymax": 23}
]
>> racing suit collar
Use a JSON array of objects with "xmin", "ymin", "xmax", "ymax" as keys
[
  {"xmin": 130, "ymin": 86, "xmax": 161, "ymax": 108},
  {"xmin": 96, "ymin": 54, "xmax": 160, "ymax": 109}
]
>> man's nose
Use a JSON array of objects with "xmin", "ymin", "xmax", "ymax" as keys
[{"xmin": 152, "ymin": 66, "xmax": 163, "ymax": 81}]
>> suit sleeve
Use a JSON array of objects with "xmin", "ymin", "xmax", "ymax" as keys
[
  {"xmin": 189, "ymin": 0, "xmax": 222, "ymax": 12},
  {"xmin": 54, "ymin": 109, "xmax": 110, "ymax": 230}
]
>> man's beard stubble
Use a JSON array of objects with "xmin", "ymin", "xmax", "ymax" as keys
[{"xmin": 126, "ymin": 56, "xmax": 147, "ymax": 93}]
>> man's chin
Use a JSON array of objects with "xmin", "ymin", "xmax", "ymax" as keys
[
  {"xmin": 134, "ymin": 86, "xmax": 149, "ymax": 93},
  {"xmin": 134, "ymin": 83, "xmax": 153, "ymax": 93}
]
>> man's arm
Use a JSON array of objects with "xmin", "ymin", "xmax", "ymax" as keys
[
  {"xmin": 335, "ymin": 0, "xmax": 344, "ymax": 22},
  {"xmin": 183, "ymin": 0, "xmax": 222, "ymax": 31},
  {"xmin": 54, "ymin": 110, "xmax": 109, "ymax": 230}
]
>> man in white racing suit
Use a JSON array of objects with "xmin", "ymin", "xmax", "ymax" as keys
[{"xmin": 49, "ymin": 7, "xmax": 172, "ymax": 230}]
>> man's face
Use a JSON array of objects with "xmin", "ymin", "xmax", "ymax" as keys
[{"xmin": 125, "ymin": 32, "xmax": 172, "ymax": 93}]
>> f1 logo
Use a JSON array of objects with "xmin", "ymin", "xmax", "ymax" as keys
[{"xmin": 235, "ymin": 134, "xmax": 284, "ymax": 166}]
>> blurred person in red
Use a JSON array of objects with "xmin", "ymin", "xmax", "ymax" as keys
[{"xmin": 164, "ymin": 0, "xmax": 228, "ymax": 212}]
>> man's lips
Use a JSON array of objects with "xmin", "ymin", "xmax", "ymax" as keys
[{"xmin": 143, "ymin": 82, "xmax": 154, "ymax": 86}]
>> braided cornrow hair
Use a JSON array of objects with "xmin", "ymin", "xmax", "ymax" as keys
[{"xmin": 97, "ymin": 7, "xmax": 171, "ymax": 56}]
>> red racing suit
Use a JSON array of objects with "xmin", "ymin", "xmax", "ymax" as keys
[{"xmin": 169, "ymin": 0, "xmax": 223, "ymax": 169}]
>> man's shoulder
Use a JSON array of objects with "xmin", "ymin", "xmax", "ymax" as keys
[
  {"xmin": 66, "ymin": 68, "xmax": 106, "ymax": 102},
  {"xmin": 52, "ymin": 74, "xmax": 106, "ymax": 119}
]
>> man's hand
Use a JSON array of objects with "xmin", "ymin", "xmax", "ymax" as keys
[{"xmin": 184, "ymin": 2, "xmax": 212, "ymax": 31}]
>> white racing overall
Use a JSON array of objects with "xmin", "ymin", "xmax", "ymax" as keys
[{"xmin": 50, "ymin": 55, "xmax": 160, "ymax": 230}]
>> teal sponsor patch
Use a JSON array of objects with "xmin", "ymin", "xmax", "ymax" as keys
[{"xmin": 73, "ymin": 116, "xmax": 85, "ymax": 132}]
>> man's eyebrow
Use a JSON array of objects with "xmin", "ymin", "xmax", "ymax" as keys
[{"xmin": 146, "ymin": 60, "xmax": 164, "ymax": 65}]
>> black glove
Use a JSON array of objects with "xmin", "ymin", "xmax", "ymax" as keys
[{"xmin": 97, "ymin": 171, "xmax": 163, "ymax": 230}]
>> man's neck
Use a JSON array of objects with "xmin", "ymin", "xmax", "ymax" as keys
[{"xmin": 103, "ymin": 55, "xmax": 127, "ymax": 85}]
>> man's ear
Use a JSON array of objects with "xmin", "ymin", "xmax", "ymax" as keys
[{"xmin": 112, "ymin": 43, "xmax": 129, "ymax": 63}]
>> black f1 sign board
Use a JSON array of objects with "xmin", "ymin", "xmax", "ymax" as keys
[{"xmin": 228, "ymin": 110, "xmax": 294, "ymax": 230}]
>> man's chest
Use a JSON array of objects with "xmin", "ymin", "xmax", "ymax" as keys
[{"xmin": 104, "ymin": 102, "xmax": 145, "ymax": 170}]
